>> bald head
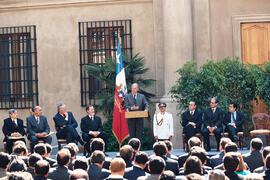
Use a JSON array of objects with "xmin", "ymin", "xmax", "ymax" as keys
[
  {"xmin": 70, "ymin": 169, "xmax": 89, "ymax": 180},
  {"xmin": 131, "ymin": 83, "xmax": 139, "ymax": 95},
  {"xmin": 56, "ymin": 149, "xmax": 71, "ymax": 166},
  {"xmin": 35, "ymin": 160, "xmax": 50, "ymax": 177}
]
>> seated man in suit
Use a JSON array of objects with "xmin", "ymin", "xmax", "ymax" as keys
[
  {"xmin": 181, "ymin": 101, "xmax": 202, "ymax": 145},
  {"xmin": 53, "ymin": 104, "xmax": 84, "ymax": 145},
  {"xmin": 3, "ymin": 109, "xmax": 26, "ymax": 154},
  {"xmin": 202, "ymin": 97, "xmax": 223, "ymax": 151},
  {"xmin": 27, "ymin": 106, "xmax": 52, "ymax": 151},
  {"xmin": 106, "ymin": 158, "xmax": 126, "ymax": 180},
  {"xmin": 81, "ymin": 105, "xmax": 108, "ymax": 154},
  {"xmin": 88, "ymin": 150, "xmax": 110, "ymax": 180},
  {"xmin": 224, "ymin": 102, "xmax": 244, "ymax": 142},
  {"xmin": 124, "ymin": 152, "xmax": 149, "ymax": 180},
  {"xmin": 210, "ymin": 137, "xmax": 231, "ymax": 168}
]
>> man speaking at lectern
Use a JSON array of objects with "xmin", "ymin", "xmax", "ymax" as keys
[{"xmin": 124, "ymin": 83, "xmax": 149, "ymax": 141}]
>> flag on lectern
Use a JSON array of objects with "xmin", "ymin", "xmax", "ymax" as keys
[{"xmin": 112, "ymin": 38, "xmax": 129, "ymax": 146}]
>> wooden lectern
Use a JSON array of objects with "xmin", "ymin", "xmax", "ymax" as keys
[{"xmin": 125, "ymin": 111, "xmax": 148, "ymax": 119}]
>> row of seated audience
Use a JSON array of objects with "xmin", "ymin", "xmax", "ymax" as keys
[{"xmin": 0, "ymin": 136, "xmax": 270, "ymax": 180}]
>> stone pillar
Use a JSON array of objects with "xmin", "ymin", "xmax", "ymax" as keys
[{"xmin": 156, "ymin": 0, "xmax": 194, "ymax": 149}]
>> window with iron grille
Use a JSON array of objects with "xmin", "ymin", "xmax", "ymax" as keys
[
  {"xmin": 79, "ymin": 20, "xmax": 132, "ymax": 106},
  {"xmin": 0, "ymin": 25, "xmax": 38, "ymax": 109}
]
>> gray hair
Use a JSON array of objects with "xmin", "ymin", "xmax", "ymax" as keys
[
  {"xmin": 131, "ymin": 83, "xmax": 139, "ymax": 88},
  {"xmin": 9, "ymin": 109, "xmax": 16, "ymax": 115},
  {"xmin": 57, "ymin": 103, "xmax": 66, "ymax": 112}
]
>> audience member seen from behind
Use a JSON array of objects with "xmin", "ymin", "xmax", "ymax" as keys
[
  {"xmin": 119, "ymin": 145, "xmax": 134, "ymax": 168},
  {"xmin": 0, "ymin": 152, "xmax": 11, "ymax": 178},
  {"xmin": 158, "ymin": 170, "xmax": 175, "ymax": 180},
  {"xmin": 223, "ymin": 152, "xmax": 243, "ymax": 180},
  {"xmin": 183, "ymin": 156, "xmax": 203, "ymax": 176},
  {"xmin": 88, "ymin": 150, "xmax": 110, "ymax": 180},
  {"xmin": 34, "ymin": 160, "xmax": 50, "ymax": 180},
  {"xmin": 235, "ymin": 152, "xmax": 250, "ymax": 176},
  {"xmin": 69, "ymin": 169, "xmax": 89, "ymax": 180},
  {"xmin": 254, "ymin": 146, "xmax": 270, "ymax": 173},
  {"xmin": 106, "ymin": 158, "xmax": 126, "ymax": 180}
]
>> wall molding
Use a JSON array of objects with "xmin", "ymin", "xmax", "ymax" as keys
[{"xmin": 0, "ymin": 0, "xmax": 152, "ymax": 12}]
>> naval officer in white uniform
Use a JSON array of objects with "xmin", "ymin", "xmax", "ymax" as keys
[{"xmin": 153, "ymin": 102, "xmax": 174, "ymax": 141}]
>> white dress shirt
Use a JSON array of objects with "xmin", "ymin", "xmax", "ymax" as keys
[{"xmin": 153, "ymin": 111, "xmax": 174, "ymax": 139}]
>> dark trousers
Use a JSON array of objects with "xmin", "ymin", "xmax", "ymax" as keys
[
  {"xmin": 56, "ymin": 125, "xmax": 80, "ymax": 144},
  {"xmin": 202, "ymin": 127, "xmax": 222, "ymax": 150},
  {"xmin": 82, "ymin": 132, "xmax": 108, "ymax": 153},
  {"xmin": 183, "ymin": 124, "xmax": 201, "ymax": 143},
  {"xmin": 226, "ymin": 125, "xmax": 242, "ymax": 142},
  {"xmin": 127, "ymin": 118, "xmax": 144, "ymax": 142},
  {"xmin": 29, "ymin": 135, "xmax": 52, "ymax": 150},
  {"xmin": 5, "ymin": 138, "xmax": 25, "ymax": 154}
]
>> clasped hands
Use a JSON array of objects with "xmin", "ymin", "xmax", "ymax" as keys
[
  {"xmin": 207, "ymin": 126, "xmax": 217, "ymax": 133},
  {"xmin": 89, "ymin": 131, "xmax": 100, "ymax": 137},
  {"xmin": 228, "ymin": 123, "xmax": 236, "ymax": 128},
  {"xmin": 188, "ymin": 122, "xmax": 196, "ymax": 128},
  {"xmin": 11, "ymin": 132, "xmax": 22, "ymax": 137},
  {"xmin": 35, "ymin": 132, "xmax": 48, "ymax": 138}
]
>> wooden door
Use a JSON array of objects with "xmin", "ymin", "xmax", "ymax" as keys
[{"xmin": 241, "ymin": 22, "xmax": 270, "ymax": 114}]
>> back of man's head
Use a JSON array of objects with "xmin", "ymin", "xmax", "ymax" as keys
[
  {"xmin": 12, "ymin": 144, "xmax": 27, "ymax": 155},
  {"xmin": 34, "ymin": 143, "xmax": 47, "ymax": 156},
  {"xmin": 188, "ymin": 137, "xmax": 201, "ymax": 149},
  {"xmin": 158, "ymin": 170, "xmax": 176, "ymax": 180},
  {"xmin": 120, "ymin": 145, "xmax": 134, "ymax": 162},
  {"xmin": 28, "ymin": 153, "xmax": 43, "ymax": 168},
  {"xmin": 56, "ymin": 149, "xmax": 71, "ymax": 166},
  {"xmin": 184, "ymin": 173, "xmax": 203, "ymax": 180},
  {"xmin": 224, "ymin": 142, "xmax": 238, "ymax": 153},
  {"xmin": 63, "ymin": 144, "xmax": 76, "ymax": 158},
  {"xmin": 73, "ymin": 157, "xmax": 88, "ymax": 171},
  {"xmin": 134, "ymin": 152, "xmax": 148, "ymax": 166},
  {"xmin": 70, "ymin": 169, "xmax": 89, "ymax": 180},
  {"xmin": 128, "ymin": 138, "xmax": 141, "ymax": 152},
  {"xmin": 90, "ymin": 138, "xmax": 105, "ymax": 152},
  {"xmin": 90, "ymin": 150, "xmax": 105, "ymax": 165},
  {"xmin": 110, "ymin": 158, "xmax": 126, "ymax": 174},
  {"xmin": 7, "ymin": 172, "xmax": 33, "ymax": 180},
  {"xmin": 0, "ymin": 152, "xmax": 10, "ymax": 169},
  {"xmin": 153, "ymin": 141, "xmax": 168, "ymax": 157},
  {"xmin": 263, "ymin": 146, "xmax": 270, "ymax": 159},
  {"xmin": 68, "ymin": 143, "xmax": 79, "ymax": 155},
  {"xmin": 164, "ymin": 140, "xmax": 173, "ymax": 153},
  {"xmin": 190, "ymin": 147, "xmax": 207, "ymax": 165},
  {"xmin": 220, "ymin": 137, "xmax": 232, "ymax": 151},
  {"xmin": 149, "ymin": 156, "xmax": 166, "ymax": 175},
  {"xmin": 251, "ymin": 138, "xmax": 263, "ymax": 151},
  {"xmin": 35, "ymin": 160, "xmax": 50, "ymax": 177},
  {"xmin": 266, "ymin": 154, "xmax": 270, "ymax": 169},
  {"xmin": 45, "ymin": 143, "xmax": 52, "ymax": 155},
  {"xmin": 9, "ymin": 158, "xmax": 27, "ymax": 172},
  {"xmin": 223, "ymin": 152, "xmax": 240, "ymax": 172}
]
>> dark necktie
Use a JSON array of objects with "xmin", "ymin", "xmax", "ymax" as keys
[
  {"xmin": 13, "ymin": 120, "xmax": 17, "ymax": 128},
  {"xmin": 133, "ymin": 95, "xmax": 136, "ymax": 106},
  {"xmin": 37, "ymin": 117, "xmax": 40, "ymax": 124},
  {"xmin": 190, "ymin": 111, "xmax": 193, "ymax": 116},
  {"xmin": 212, "ymin": 108, "xmax": 215, "ymax": 115}
]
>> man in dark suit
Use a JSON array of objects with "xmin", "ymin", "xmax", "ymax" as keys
[
  {"xmin": 27, "ymin": 153, "xmax": 43, "ymax": 178},
  {"xmin": 153, "ymin": 141, "xmax": 179, "ymax": 175},
  {"xmin": 181, "ymin": 101, "xmax": 202, "ymax": 145},
  {"xmin": 224, "ymin": 102, "xmax": 244, "ymax": 142},
  {"xmin": 53, "ymin": 104, "xmax": 84, "ymax": 145},
  {"xmin": 88, "ymin": 150, "xmax": 110, "ymax": 180},
  {"xmin": 106, "ymin": 158, "xmax": 127, "ymax": 180},
  {"xmin": 27, "ymin": 106, "xmax": 52, "ymax": 151},
  {"xmin": 34, "ymin": 160, "xmax": 50, "ymax": 180},
  {"xmin": 120, "ymin": 145, "xmax": 134, "ymax": 168},
  {"xmin": 124, "ymin": 152, "xmax": 149, "ymax": 180},
  {"xmin": 202, "ymin": 97, "xmax": 223, "ymax": 151},
  {"xmin": 124, "ymin": 83, "xmax": 149, "ymax": 141},
  {"xmin": 243, "ymin": 137, "xmax": 264, "ymax": 172},
  {"xmin": 2, "ymin": 109, "xmax": 26, "ymax": 154},
  {"xmin": 48, "ymin": 148, "xmax": 72, "ymax": 180},
  {"xmin": 210, "ymin": 137, "xmax": 231, "ymax": 168},
  {"xmin": 81, "ymin": 105, "xmax": 108, "ymax": 154}
]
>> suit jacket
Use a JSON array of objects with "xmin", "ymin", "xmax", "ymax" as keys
[
  {"xmin": 53, "ymin": 112, "xmax": 78, "ymax": 130},
  {"xmin": 125, "ymin": 160, "xmax": 134, "ymax": 168},
  {"xmin": 263, "ymin": 169, "xmax": 270, "ymax": 180},
  {"xmin": 178, "ymin": 153, "xmax": 189, "ymax": 168},
  {"xmin": 26, "ymin": 115, "xmax": 50, "ymax": 137},
  {"xmin": 243, "ymin": 151, "xmax": 264, "ymax": 172},
  {"xmin": 224, "ymin": 111, "xmax": 244, "ymax": 130},
  {"xmin": 162, "ymin": 156, "xmax": 179, "ymax": 175},
  {"xmin": 43, "ymin": 157, "xmax": 57, "ymax": 168},
  {"xmin": 2, "ymin": 118, "xmax": 25, "ymax": 140},
  {"xmin": 26, "ymin": 167, "xmax": 35, "ymax": 179},
  {"xmin": 167, "ymin": 153, "xmax": 178, "ymax": 161},
  {"xmin": 81, "ymin": 115, "xmax": 103, "ymax": 134},
  {"xmin": 124, "ymin": 165, "xmax": 148, "ymax": 180},
  {"xmin": 203, "ymin": 107, "xmax": 223, "ymax": 129},
  {"xmin": 48, "ymin": 166, "xmax": 71, "ymax": 180},
  {"xmin": 210, "ymin": 151, "xmax": 224, "ymax": 168},
  {"xmin": 103, "ymin": 157, "xmax": 112, "ymax": 170},
  {"xmin": 124, "ymin": 93, "xmax": 149, "ymax": 112},
  {"xmin": 88, "ymin": 164, "xmax": 110, "ymax": 180},
  {"xmin": 34, "ymin": 176, "xmax": 49, "ymax": 180},
  {"xmin": 181, "ymin": 109, "xmax": 202, "ymax": 132}
]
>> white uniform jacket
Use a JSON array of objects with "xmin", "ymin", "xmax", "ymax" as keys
[{"xmin": 153, "ymin": 111, "xmax": 174, "ymax": 139}]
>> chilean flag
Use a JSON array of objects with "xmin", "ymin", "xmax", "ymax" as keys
[{"xmin": 112, "ymin": 38, "xmax": 129, "ymax": 145}]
